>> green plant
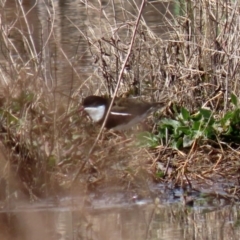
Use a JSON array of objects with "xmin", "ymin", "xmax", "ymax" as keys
[
  {"xmin": 217, "ymin": 93, "xmax": 240, "ymax": 142},
  {"xmin": 140, "ymin": 93, "xmax": 240, "ymax": 149},
  {"xmin": 158, "ymin": 106, "xmax": 216, "ymax": 148}
]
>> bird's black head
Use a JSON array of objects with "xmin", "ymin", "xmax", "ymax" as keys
[{"xmin": 82, "ymin": 95, "xmax": 108, "ymax": 108}]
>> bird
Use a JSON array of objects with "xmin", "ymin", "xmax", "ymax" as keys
[{"xmin": 80, "ymin": 95, "xmax": 166, "ymax": 131}]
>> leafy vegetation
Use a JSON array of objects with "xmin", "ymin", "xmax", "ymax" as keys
[{"xmin": 140, "ymin": 93, "xmax": 240, "ymax": 149}]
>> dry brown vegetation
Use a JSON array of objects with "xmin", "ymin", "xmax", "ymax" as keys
[{"xmin": 0, "ymin": 0, "xmax": 240, "ymax": 203}]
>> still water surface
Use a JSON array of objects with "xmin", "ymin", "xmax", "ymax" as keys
[
  {"xmin": 1, "ymin": 1, "xmax": 240, "ymax": 239},
  {"xmin": 1, "ymin": 198, "xmax": 240, "ymax": 240}
]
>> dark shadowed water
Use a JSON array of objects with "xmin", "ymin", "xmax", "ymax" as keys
[{"xmin": 1, "ymin": 0, "xmax": 240, "ymax": 239}]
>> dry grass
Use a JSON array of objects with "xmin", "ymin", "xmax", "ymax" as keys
[{"xmin": 0, "ymin": 0, "xmax": 240, "ymax": 202}]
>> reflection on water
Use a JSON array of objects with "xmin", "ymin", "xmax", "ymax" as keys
[{"xmin": 0, "ymin": 201, "xmax": 240, "ymax": 240}]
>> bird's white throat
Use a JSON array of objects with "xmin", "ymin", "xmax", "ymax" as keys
[{"xmin": 84, "ymin": 105, "xmax": 106, "ymax": 122}]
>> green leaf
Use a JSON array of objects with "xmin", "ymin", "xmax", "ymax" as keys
[
  {"xmin": 200, "ymin": 108, "xmax": 212, "ymax": 119},
  {"xmin": 192, "ymin": 121, "xmax": 201, "ymax": 130},
  {"xmin": 161, "ymin": 119, "xmax": 181, "ymax": 128},
  {"xmin": 176, "ymin": 138, "xmax": 183, "ymax": 149},
  {"xmin": 220, "ymin": 111, "xmax": 233, "ymax": 125},
  {"xmin": 181, "ymin": 107, "xmax": 190, "ymax": 120},
  {"xmin": 208, "ymin": 116, "xmax": 215, "ymax": 126},
  {"xmin": 176, "ymin": 126, "xmax": 191, "ymax": 135},
  {"xmin": 231, "ymin": 109, "xmax": 240, "ymax": 124},
  {"xmin": 231, "ymin": 93, "xmax": 238, "ymax": 106},
  {"xmin": 172, "ymin": 137, "xmax": 183, "ymax": 149}
]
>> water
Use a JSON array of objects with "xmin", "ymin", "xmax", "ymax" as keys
[{"xmin": 0, "ymin": 198, "xmax": 240, "ymax": 240}]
